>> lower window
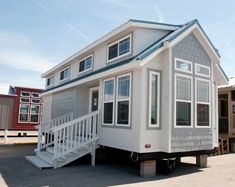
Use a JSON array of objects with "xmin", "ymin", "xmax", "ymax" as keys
[
  {"xmin": 103, "ymin": 103, "xmax": 113, "ymax": 124},
  {"xmin": 197, "ymin": 104, "xmax": 209, "ymax": 126},
  {"xmin": 18, "ymin": 104, "xmax": 29, "ymax": 123},
  {"xmin": 176, "ymin": 102, "xmax": 191, "ymax": 126},
  {"xmin": 117, "ymin": 101, "xmax": 129, "ymax": 124}
]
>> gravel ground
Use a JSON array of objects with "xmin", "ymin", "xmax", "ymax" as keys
[{"xmin": 0, "ymin": 144, "xmax": 235, "ymax": 187}]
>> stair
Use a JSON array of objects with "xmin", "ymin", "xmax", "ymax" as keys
[{"xmin": 25, "ymin": 111, "xmax": 100, "ymax": 169}]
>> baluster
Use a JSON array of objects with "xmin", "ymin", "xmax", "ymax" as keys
[
  {"xmin": 54, "ymin": 130, "xmax": 58, "ymax": 158},
  {"xmin": 93, "ymin": 114, "xmax": 97, "ymax": 139},
  {"xmin": 78, "ymin": 122, "xmax": 81, "ymax": 145},
  {"xmin": 66, "ymin": 126, "xmax": 69, "ymax": 152},
  {"xmin": 89, "ymin": 117, "xmax": 92, "ymax": 141},
  {"xmin": 37, "ymin": 125, "xmax": 41, "ymax": 152},
  {"xmin": 82, "ymin": 120, "xmax": 85, "ymax": 143},
  {"xmin": 70, "ymin": 124, "xmax": 73, "ymax": 149},
  {"xmin": 74, "ymin": 122, "xmax": 78, "ymax": 148},
  {"xmin": 62, "ymin": 127, "xmax": 66, "ymax": 155},
  {"xmin": 86, "ymin": 118, "xmax": 88, "ymax": 143}
]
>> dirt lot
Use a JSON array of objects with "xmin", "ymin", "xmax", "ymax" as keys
[{"xmin": 0, "ymin": 144, "xmax": 235, "ymax": 187}]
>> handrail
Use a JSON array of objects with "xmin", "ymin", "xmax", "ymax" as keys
[
  {"xmin": 52, "ymin": 111, "xmax": 99, "ymax": 132},
  {"xmin": 35, "ymin": 112, "xmax": 73, "ymax": 129},
  {"xmin": 36, "ymin": 112, "xmax": 74, "ymax": 152},
  {"xmin": 53, "ymin": 110, "xmax": 100, "ymax": 160}
]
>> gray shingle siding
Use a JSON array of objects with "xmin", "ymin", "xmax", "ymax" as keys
[{"xmin": 171, "ymin": 32, "xmax": 213, "ymax": 152}]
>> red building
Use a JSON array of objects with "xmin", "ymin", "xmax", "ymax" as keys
[{"xmin": 0, "ymin": 83, "xmax": 43, "ymax": 130}]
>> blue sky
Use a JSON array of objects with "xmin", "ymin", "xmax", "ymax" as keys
[{"xmin": 0, "ymin": 0, "xmax": 234, "ymax": 88}]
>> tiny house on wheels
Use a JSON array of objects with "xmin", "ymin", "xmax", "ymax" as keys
[{"xmin": 26, "ymin": 19, "xmax": 228, "ymax": 177}]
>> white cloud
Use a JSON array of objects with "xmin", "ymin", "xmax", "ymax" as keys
[
  {"xmin": 154, "ymin": 2, "xmax": 164, "ymax": 22},
  {"xmin": 0, "ymin": 30, "xmax": 56, "ymax": 73},
  {"xmin": 0, "ymin": 50, "xmax": 54, "ymax": 73}
]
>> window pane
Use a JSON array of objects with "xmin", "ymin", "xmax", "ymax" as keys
[
  {"xmin": 104, "ymin": 80, "xmax": 114, "ymax": 101},
  {"xmin": 176, "ymin": 102, "xmax": 191, "ymax": 126},
  {"xmin": 108, "ymin": 43, "xmax": 118, "ymax": 60},
  {"xmin": 47, "ymin": 78, "xmax": 51, "ymax": 86},
  {"xmin": 64, "ymin": 69, "xmax": 69, "ymax": 79},
  {"xmin": 30, "ymin": 115, "xmax": 39, "ymax": 123},
  {"xmin": 31, "ymin": 105, "xmax": 40, "ymax": 114},
  {"xmin": 119, "ymin": 38, "xmax": 130, "ymax": 56},
  {"xmin": 197, "ymin": 104, "xmax": 209, "ymax": 126},
  {"xmin": 176, "ymin": 76, "xmax": 191, "ymax": 101},
  {"xmin": 20, "ymin": 98, "xmax": 30, "ymax": 103},
  {"xmin": 21, "ymin": 92, "xmax": 30, "ymax": 97},
  {"xmin": 20, "ymin": 105, "xmax": 29, "ymax": 113},
  {"xmin": 32, "ymin": 99, "xmax": 40, "ymax": 104},
  {"xmin": 117, "ymin": 101, "xmax": 129, "ymax": 125},
  {"xmin": 151, "ymin": 74, "xmax": 158, "ymax": 125},
  {"xmin": 103, "ymin": 103, "xmax": 113, "ymax": 124},
  {"xmin": 85, "ymin": 57, "xmax": 92, "ymax": 69},
  {"xmin": 196, "ymin": 65, "xmax": 210, "ymax": 76},
  {"xmin": 19, "ymin": 114, "xmax": 28, "ymax": 122},
  {"xmin": 220, "ymin": 100, "xmax": 228, "ymax": 117},
  {"xmin": 197, "ymin": 80, "xmax": 209, "ymax": 103},
  {"xmin": 79, "ymin": 60, "xmax": 85, "ymax": 72},
  {"xmin": 32, "ymin": 93, "xmax": 39, "ymax": 97},
  {"xmin": 176, "ymin": 60, "xmax": 191, "ymax": 72},
  {"xmin": 118, "ymin": 75, "xmax": 130, "ymax": 99}
]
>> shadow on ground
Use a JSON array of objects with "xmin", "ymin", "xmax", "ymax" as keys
[{"xmin": 0, "ymin": 144, "xmax": 203, "ymax": 187}]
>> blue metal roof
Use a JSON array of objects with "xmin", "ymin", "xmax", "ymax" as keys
[
  {"xmin": 130, "ymin": 19, "xmax": 181, "ymax": 28},
  {"xmin": 43, "ymin": 19, "xmax": 226, "ymax": 93}
]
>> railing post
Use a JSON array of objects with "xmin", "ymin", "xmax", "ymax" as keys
[
  {"xmin": 36, "ymin": 125, "xmax": 41, "ymax": 153},
  {"xmin": 54, "ymin": 130, "xmax": 58, "ymax": 159}
]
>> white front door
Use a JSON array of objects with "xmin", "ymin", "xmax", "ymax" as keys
[{"xmin": 89, "ymin": 86, "xmax": 99, "ymax": 112}]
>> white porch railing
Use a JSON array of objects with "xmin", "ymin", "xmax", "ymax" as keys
[
  {"xmin": 36, "ymin": 112, "xmax": 74, "ymax": 152},
  {"xmin": 52, "ymin": 111, "xmax": 99, "ymax": 160}
]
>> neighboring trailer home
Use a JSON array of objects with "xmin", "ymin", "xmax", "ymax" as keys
[
  {"xmin": 0, "ymin": 83, "xmax": 43, "ymax": 142},
  {"xmin": 26, "ymin": 19, "xmax": 228, "ymax": 177},
  {"xmin": 218, "ymin": 78, "xmax": 235, "ymax": 152}
]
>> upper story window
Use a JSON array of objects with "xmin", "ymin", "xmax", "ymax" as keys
[
  {"xmin": 107, "ymin": 35, "xmax": 131, "ymax": 62},
  {"xmin": 20, "ymin": 91, "xmax": 30, "ymax": 97},
  {"xmin": 79, "ymin": 55, "xmax": 93, "ymax": 73},
  {"xmin": 175, "ymin": 58, "xmax": 192, "ymax": 73},
  {"xmin": 46, "ymin": 76, "xmax": 54, "ymax": 87},
  {"xmin": 60, "ymin": 67, "xmax": 69, "ymax": 81},
  {"xmin": 195, "ymin": 64, "xmax": 210, "ymax": 77}
]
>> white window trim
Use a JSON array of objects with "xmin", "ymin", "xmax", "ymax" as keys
[
  {"xmin": 32, "ymin": 92, "xmax": 40, "ymax": 98},
  {"xmin": 30, "ymin": 104, "xmax": 40, "ymax": 124},
  {"xmin": 195, "ymin": 63, "xmax": 211, "ymax": 78},
  {"xmin": 31, "ymin": 98, "xmax": 41, "ymax": 104},
  {"xmin": 174, "ymin": 58, "xmax": 193, "ymax": 74},
  {"xmin": 107, "ymin": 34, "xmax": 132, "ymax": 63},
  {"xmin": 78, "ymin": 54, "xmax": 93, "ymax": 75},
  {"xmin": 18, "ymin": 104, "xmax": 29, "ymax": 123},
  {"xmin": 20, "ymin": 97, "xmax": 30, "ymax": 103},
  {"xmin": 102, "ymin": 77, "xmax": 116, "ymax": 126},
  {"xmin": 20, "ymin": 91, "xmax": 31, "ymax": 97},
  {"xmin": 59, "ymin": 66, "xmax": 70, "ymax": 82},
  {"xmin": 174, "ymin": 73, "xmax": 193, "ymax": 128},
  {"xmin": 115, "ymin": 73, "xmax": 132, "ymax": 127},
  {"xmin": 195, "ymin": 77, "xmax": 211, "ymax": 128},
  {"xmin": 148, "ymin": 71, "xmax": 160, "ymax": 128},
  {"xmin": 46, "ymin": 75, "xmax": 54, "ymax": 87}
]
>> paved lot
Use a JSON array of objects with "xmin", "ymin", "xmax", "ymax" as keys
[{"xmin": 0, "ymin": 144, "xmax": 235, "ymax": 187}]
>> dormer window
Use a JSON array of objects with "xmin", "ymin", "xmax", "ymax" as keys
[
  {"xmin": 60, "ymin": 67, "xmax": 69, "ymax": 81},
  {"xmin": 79, "ymin": 55, "xmax": 93, "ymax": 73},
  {"xmin": 107, "ymin": 35, "xmax": 131, "ymax": 62},
  {"xmin": 46, "ymin": 76, "xmax": 54, "ymax": 87}
]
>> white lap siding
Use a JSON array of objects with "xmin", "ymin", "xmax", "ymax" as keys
[{"xmin": 51, "ymin": 88, "xmax": 76, "ymax": 119}]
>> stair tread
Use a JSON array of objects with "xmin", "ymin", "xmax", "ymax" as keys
[
  {"xmin": 25, "ymin": 156, "xmax": 53, "ymax": 169},
  {"xmin": 37, "ymin": 151, "xmax": 53, "ymax": 165}
]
